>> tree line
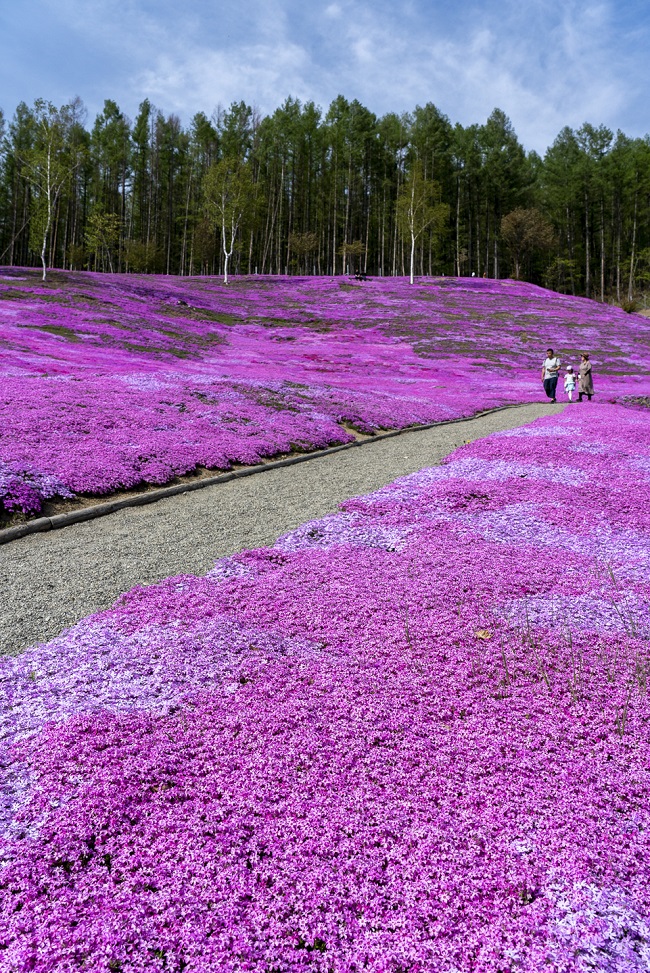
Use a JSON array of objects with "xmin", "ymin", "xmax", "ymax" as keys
[{"xmin": 1, "ymin": 94, "xmax": 649, "ymax": 298}]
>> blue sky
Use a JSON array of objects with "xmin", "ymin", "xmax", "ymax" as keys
[{"xmin": 1, "ymin": 0, "xmax": 649, "ymax": 153}]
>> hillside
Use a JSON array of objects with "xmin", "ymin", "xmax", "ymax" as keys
[{"xmin": 2, "ymin": 270, "xmax": 650, "ymax": 519}]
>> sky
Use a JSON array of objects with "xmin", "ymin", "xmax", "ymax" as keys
[{"xmin": 1, "ymin": 0, "xmax": 649, "ymax": 154}]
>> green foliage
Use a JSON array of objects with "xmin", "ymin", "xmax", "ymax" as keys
[
  {"xmin": 337, "ymin": 239, "xmax": 365, "ymax": 273},
  {"xmin": 290, "ymin": 231, "xmax": 319, "ymax": 273},
  {"xmin": 191, "ymin": 220, "xmax": 217, "ymax": 274},
  {"xmin": 85, "ymin": 209, "xmax": 121, "ymax": 272},
  {"xmin": 66, "ymin": 243, "xmax": 86, "ymax": 270},
  {"xmin": 620, "ymin": 298, "xmax": 639, "ymax": 313},
  {"xmin": 123, "ymin": 239, "xmax": 165, "ymax": 275},
  {"xmin": 544, "ymin": 257, "xmax": 581, "ymax": 294},
  {"xmin": 501, "ymin": 208, "xmax": 554, "ymax": 279}
]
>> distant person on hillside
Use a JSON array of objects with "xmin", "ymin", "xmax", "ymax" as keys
[
  {"xmin": 563, "ymin": 365, "xmax": 576, "ymax": 402},
  {"xmin": 578, "ymin": 353, "xmax": 594, "ymax": 401},
  {"xmin": 541, "ymin": 347, "xmax": 561, "ymax": 403}
]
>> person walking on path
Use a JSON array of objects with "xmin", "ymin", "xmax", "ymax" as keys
[
  {"xmin": 564, "ymin": 365, "xmax": 576, "ymax": 402},
  {"xmin": 542, "ymin": 347, "xmax": 561, "ymax": 403},
  {"xmin": 578, "ymin": 353, "xmax": 594, "ymax": 401}
]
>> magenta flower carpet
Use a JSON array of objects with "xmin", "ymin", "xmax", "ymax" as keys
[
  {"xmin": 2, "ymin": 271, "xmax": 650, "ymax": 516},
  {"xmin": 2, "ymin": 402, "xmax": 650, "ymax": 970}
]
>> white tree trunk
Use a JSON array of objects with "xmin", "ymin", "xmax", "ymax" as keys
[
  {"xmin": 41, "ymin": 145, "xmax": 53, "ymax": 281},
  {"xmin": 40, "ymin": 226, "xmax": 49, "ymax": 281},
  {"xmin": 222, "ymin": 220, "xmax": 230, "ymax": 284}
]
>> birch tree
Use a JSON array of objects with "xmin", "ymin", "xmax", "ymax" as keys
[
  {"xmin": 396, "ymin": 161, "xmax": 449, "ymax": 283},
  {"xmin": 24, "ymin": 100, "xmax": 78, "ymax": 280},
  {"xmin": 203, "ymin": 157, "xmax": 255, "ymax": 283}
]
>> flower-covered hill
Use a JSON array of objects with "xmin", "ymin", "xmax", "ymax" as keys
[
  {"xmin": 2, "ymin": 403, "xmax": 650, "ymax": 971},
  {"xmin": 2, "ymin": 269, "xmax": 650, "ymax": 517}
]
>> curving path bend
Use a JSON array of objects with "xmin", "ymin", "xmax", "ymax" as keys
[{"xmin": 0, "ymin": 402, "xmax": 560, "ymax": 656}]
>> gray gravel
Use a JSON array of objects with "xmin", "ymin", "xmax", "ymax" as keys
[{"xmin": 0, "ymin": 403, "xmax": 558, "ymax": 656}]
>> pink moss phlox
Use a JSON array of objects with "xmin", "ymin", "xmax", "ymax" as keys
[
  {"xmin": 2, "ymin": 403, "xmax": 650, "ymax": 969},
  {"xmin": 3, "ymin": 272, "xmax": 650, "ymax": 512}
]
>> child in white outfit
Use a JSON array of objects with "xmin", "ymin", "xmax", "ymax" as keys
[{"xmin": 564, "ymin": 365, "xmax": 576, "ymax": 402}]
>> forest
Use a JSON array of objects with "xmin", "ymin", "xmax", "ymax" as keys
[{"xmin": 1, "ymin": 94, "xmax": 649, "ymax": 300}]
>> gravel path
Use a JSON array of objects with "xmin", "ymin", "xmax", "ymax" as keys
[{"xmin": 1, "ymin": 403, "xmax": 558, "ymax": 656}]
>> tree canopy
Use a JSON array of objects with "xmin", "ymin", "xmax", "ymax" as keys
[{"xmin": 1, "ymin": 94, "xmax": 650, "ymax": 298}]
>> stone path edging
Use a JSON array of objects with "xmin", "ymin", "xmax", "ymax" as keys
[{"xmin": 0, "ymin": 403, "xmax": 525, "ymax": 546}]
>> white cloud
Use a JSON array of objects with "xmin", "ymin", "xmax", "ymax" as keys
[
  {"xmin": 135, "ymin": 38, "xmax": 312, "ymax": 117},
  {"xmin": 2, "ymin": 0, "xmax": 649, "ymax": 153},
  {"xmin": 296, "ymin": 0, "xmax": 635, "ymax": 151}
]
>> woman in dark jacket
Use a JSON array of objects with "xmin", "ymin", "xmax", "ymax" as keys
[{"xmin": 578, "ymin": 353, "xmax": 594, "ymax": 401}]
